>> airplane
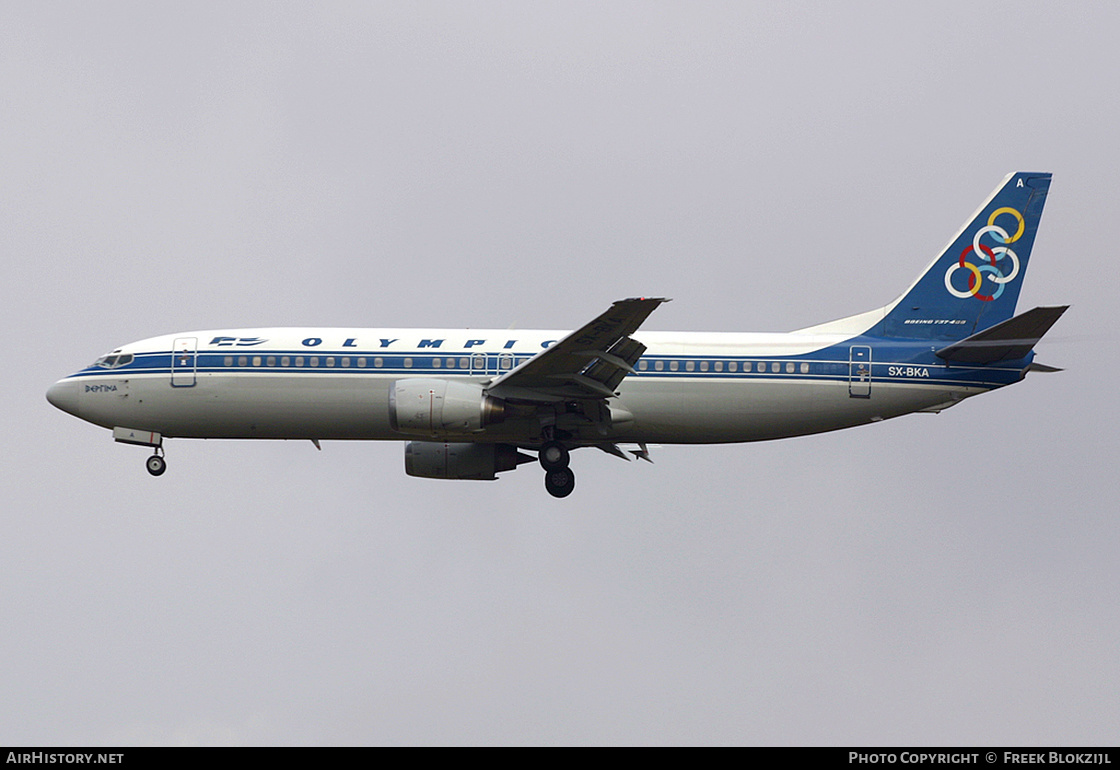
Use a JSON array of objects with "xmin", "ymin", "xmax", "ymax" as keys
[{"xmin": 47, "ymin": 172, "xmax": 1066, "ymax": 498}]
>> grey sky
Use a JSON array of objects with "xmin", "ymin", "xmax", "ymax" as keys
[{"xmin": 3, "ymin": 1, "xmax": 1117, "ymax": 745}]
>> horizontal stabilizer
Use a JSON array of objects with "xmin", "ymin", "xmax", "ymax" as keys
[
  {"xmin": 935, "ymin": 305, "xmax": 1068, "ymax": 364},
  {"xmin": 1027, "ymin": 362, "xmax": 1064, "ymax": 373}
]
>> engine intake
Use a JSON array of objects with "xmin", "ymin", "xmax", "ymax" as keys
[{"xmin": 389, "ymin": 379, "xmax": 507, "ymax": 437}]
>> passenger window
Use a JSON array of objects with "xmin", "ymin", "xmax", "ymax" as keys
[
  {"xmin": 310, "ymin": 357, "xmax": 319, "ymax": 367},
  {"xmin": 267, "ymin": 356, "xmax": 276, "ymax": 367},
  {"xmin": 374, "ymin": 357, "xmax": 383, "ymax": 368},
  {"xmin": 685, "ymin": 361, "xmax": 695, "ymax": 372},
  {"xmin": 655, "ymin": 360, "xmax": 664, "ymax": 371},
  {"xmin": 253, "ymin": 357, "xmax": 262, "ymax": 367},
  {"xmin": 700, "ymin": 361, "xmax": 708, "ymax": 372},
  {"xmin": 670, "ymin": 361, "xmax": 679, "ymax": 372},
  {"xmin": 238, "ymin": 356, "xmax": 248, "ymax": 367},
  {"xmin": 224, "ymin": 356, "xmax": 233, "ymax": 367},
  {"xmin": 639, "ymin": 360, "xmax": 648, "ymax": 371},
  {"xmin": 742, "ymin": 362, "xmax": 750, "ymax": 372},
  {"xmin": 786, "ymin": 362, "xmax": 794, "ymax": 373},
  {"xmin": 295, "ymin": 356, "xmax": 305, "ymax": 367},
  {"xmin": 714, "ymin": 361, "xmax": 723, "ymax": 372},
  {"xmin": 432, "ymin": 357, "xmax": 441, "ymax": 369},
  {"xmin": 281, "ymin": 356, "xmax": 290, "ymax": 367},
  {"xmin": 404, "ymin": 358, "xmax": 413, "ymax": 368},
  {"xmin": 729, "ymin": 362, "xmax": 738, "ymax": 372},
  {"xmin": 358, "ymin": 357, "xmax": 367, "ymax": 368},
  {"xmin": 342, "ymin": 357, "xmax": 351, "ymax": 368},
  {"xmin": 800, "ymin": 362, "xmax": 809, "ymax": 374}
]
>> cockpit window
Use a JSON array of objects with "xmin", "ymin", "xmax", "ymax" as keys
[{"xmin": 92, "ymin": 352, "xmax": 133, "ymax": 369}]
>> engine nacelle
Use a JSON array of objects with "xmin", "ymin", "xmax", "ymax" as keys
[
  {"xmin": 404, "ymin": 442, "xmax": 530, "ymax": 481},
  {"xmin": 389, "ymin": 378, "xmax": 507, "ymax": 437}
]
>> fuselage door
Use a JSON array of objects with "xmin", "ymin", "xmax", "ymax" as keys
[
  {"xmin": 171, "ymin": 337, "xmax": 198, "ymax": 387},
  {"xmin": 849, "ymin": 345, "xmax": 871, "ymax": 398}
]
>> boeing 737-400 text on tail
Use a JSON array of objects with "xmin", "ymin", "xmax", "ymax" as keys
[{"xmin": 48, "ymin": 173, "xmax": 1066, "ymax": 497}]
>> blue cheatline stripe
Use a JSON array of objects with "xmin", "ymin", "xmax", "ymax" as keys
[{"xmin": 68, "ymin": 355, "xmax": 1019, "ymax": 390}]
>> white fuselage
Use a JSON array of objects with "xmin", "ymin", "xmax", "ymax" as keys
[{"xmin": 50, "ymin": 326, "xmax": 999, "ymax": 447}]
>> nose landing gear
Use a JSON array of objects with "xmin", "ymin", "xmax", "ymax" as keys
[{"xmin": 112, "ymin": 427, "xmax": 167, "ymax": 477}]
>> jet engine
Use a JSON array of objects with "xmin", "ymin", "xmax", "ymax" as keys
[
  {"xmin": 404, "ymin": 441, "xmax": 532, "ymax": 480},
  {"xmin": 389, "ymin": 379, "xmax": 507, "ymax": 437}
]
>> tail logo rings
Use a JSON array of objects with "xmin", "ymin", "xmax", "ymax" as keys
[{"xmin": 944, "ymin": 207, "xmax": 1025, "ymax": 302}]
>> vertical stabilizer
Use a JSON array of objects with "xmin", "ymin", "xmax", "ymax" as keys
[{"xmin": 868, "ymin": 172, "xmax": 1051, "ymax": 340}]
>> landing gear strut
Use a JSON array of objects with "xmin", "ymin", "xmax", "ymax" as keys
[{"xmin": 539, "ymin": 440, "xmax": 574, "ymax": 498}]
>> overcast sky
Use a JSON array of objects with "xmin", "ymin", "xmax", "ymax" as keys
[{"xmin": 3, "ymin": 1, "xmax": 1118, "ymax": 746}]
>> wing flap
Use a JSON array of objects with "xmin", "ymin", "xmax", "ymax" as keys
[
  {"xmin": 488, "ymin": 297, "xmax": 668, "ymax": 402},
  {"xmin": 580, "ymin": 337, "xmax": 648, "ymax": 393}
]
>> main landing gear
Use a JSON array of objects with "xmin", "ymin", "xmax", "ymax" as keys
[{"xmin": 539, "ymin": 440, "xmax": 574, "ymax": 498}]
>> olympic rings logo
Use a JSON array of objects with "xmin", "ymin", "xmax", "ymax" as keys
[{"xmin": 943, "ymin": 207, "xmax": 1025, "ymax": 302}]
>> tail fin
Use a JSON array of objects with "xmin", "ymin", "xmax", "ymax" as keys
[{"xmin": 869, "ymin": 172, "xmax": 1051, "ymax": 340}]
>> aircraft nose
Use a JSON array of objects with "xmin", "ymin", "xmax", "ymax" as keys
[{"xmin": 46, "ymin": 379, "xmax": 80, "ymax": 417}]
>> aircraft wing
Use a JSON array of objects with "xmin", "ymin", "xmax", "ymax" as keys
[{"xmin": 487, "ymin": 297, "xmax": 669, "ymax": 402}]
